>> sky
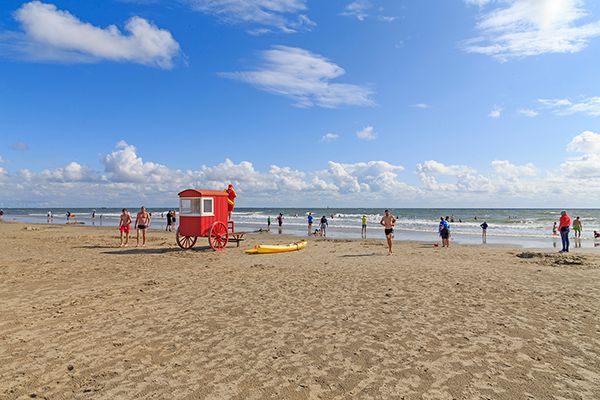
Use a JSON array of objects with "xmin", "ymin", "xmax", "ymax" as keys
[{"xmin": 2, "ymin": 0, "xmax": 600, "ymax": 208}]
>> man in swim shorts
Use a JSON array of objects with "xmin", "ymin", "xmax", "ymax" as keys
[
  {"xmin": 119, "ymin": 208, "xmax": 132, "ymax": 247},
  {"xmin": 135, "ymin": 206, "xmax": 151, "ymax": 246},
  {"xmin": 361, "ymin": 215, "xmax": 368, "ymax": 239},
  {"xmin": 380, "ymin": 210, "xmax": 396, "ymax": 255}
]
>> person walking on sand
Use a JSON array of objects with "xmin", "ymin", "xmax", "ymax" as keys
[
  {"xmin": 320, "ymin": 215, "xmax": 328, "ymax": 237},
  {"xmin": 573, "ymin": 216, "xmax": 582, "ymax": 238},
  {"xmin": 307, "ymin": 213, "xmax": 313, "ymax": 234},
  {"xmin": 439, "ymin": 217, "xmax": 450, "ymax": 247},
  {"xmin": 361, "ymin": 215, "xmax": 368, "ymax": 239},
  {"xmin": 380, "ymin": 210, "xmax": 396, "ymax": 255},
  {"xmin": 135, "ymin": 206, "xmax": 151, "ymax": 247},
  {"xmin": 558, "ymin": 210, "xmax": 571, "ymax": 253},
  {"xmin": 480, "ymin": 221, "xmax": 488, "ymax": 243},
  {"xmin": 119, "ymin": 208, "xmax": 132, "ymax": 247}
]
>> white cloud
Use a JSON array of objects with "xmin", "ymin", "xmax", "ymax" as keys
[
  {"xmin": 321, "ymin": 133, "xmax": 340, "ymax": 142},
  {"xmin": 187, "ymin": 0, "xmax": 313, "ymax": 33},
  {"xmin": 356, "ymin": 126, "xmax": 376, "ymax": 140},
  {"xmin": 411, "ymin": 103, "xmax": 431, "ymax": 109},
  {"xmin": 2, "ymin": 1, "xmax": 180, "ymax": 68},
  {"xmin": 566, "ymin": 130, "xmax": 600, "ymax": 153},
  {"xmin": 6, "ymin": 133, "xmax": 600, "ymax": 206},
  {"xmin": 464, "ymin": 0, "xmax": 493, "ymax": 6},
  {"xmin": 463, "ymin": 0, "xmax": 600, "ymax": 60},
  {"xmin": 222, "ymin": 46, "xmax": 374, "ymax": 108},
  {"xmin": 103, "ymin": 141, "xmax": 176, "ymax": 183},
  {"xmin": 491, "ymin": 160, "xmax": 537, "ymax": 177},
  {"xmin": 488, "ymin": 105, "xmax": 502, "ymax": 118},
  {"xmin": 341, "ymin": 0, "xmax": 372, "ymax": 21},
  {"xmin": 417, "ymin": 160, "xmax": 475, "ymax": 177},
  {"xmin": 539, "ymin": 96, "xmax": 600, "ymax": 116},
  {"xmin": 340, "ymin": 1, "xmax": 396, "ymax": 23},
  {"xmin": 0, "ymin": 156, "xmax": 5, "ymax": 164},
  {"xmin": 518, "ymin": 108, "xmax": 538, "ymax": 117}
]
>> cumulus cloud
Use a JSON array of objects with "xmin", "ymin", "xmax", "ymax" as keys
[
  {"xmin": 321, "ymin": 133, "xmax": 340, "ymax": 142},
  {"xmin": 488, "ymin": 105, "xmax": 502, "ymax": 118},
  {"xmin": 566, "ymin": 130, "xmax": 600, "ymax": 153},
  {"xmin": 491, "ymin": 160, "xmax": 537, "ymax": 177},
  {"xmin": 417, "ymin": 160, "xmax": 475, "ymax": 177},
  {"xmin": 5, "ymin": 133, "xmax": 600, "ymax": 206},
  {"xmin": 1, "ymin": 1, "xmax": 180, "ymax": 68},
  {"xmin": 463, "ymin": 0, "xmax": 600, "ymax": 60},
  {"xmin": 222, "ymin": 46, "xmax": 374, "ymax": 108},
  {"xmin": 187, "ymin": 0, "xmax": 313, "ymax": 33},
  {"xmin": 539, "ymin": 96, "xmax": 600, "ymax": 116},
  {"xmin": 356, "ymin": 126, "xmax": 376, "ymax": 140}
]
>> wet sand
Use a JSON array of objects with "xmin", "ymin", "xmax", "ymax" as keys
[{"xmin": 1, "ymin": 222, "xmax": 599, "ymax": 399}]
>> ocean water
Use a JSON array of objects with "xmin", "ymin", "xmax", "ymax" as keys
[{"xmin": 2, "ymin": 207, "xmax": 600, "ymax": 249}]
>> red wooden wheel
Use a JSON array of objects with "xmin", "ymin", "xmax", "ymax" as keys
[
  {"xmin": 208, "ymin": 221, "xmax": 229, "ymax": 251},
  {"xmin": 176, "ymin": 228, "xmax": 197, "ymax": 250}
]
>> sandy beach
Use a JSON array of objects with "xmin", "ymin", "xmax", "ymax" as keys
[{"xmin": 1, "ymin": 222, "xmax": 599, "ymax": 400}]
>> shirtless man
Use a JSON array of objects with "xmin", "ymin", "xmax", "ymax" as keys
[
  {"xmin": 119, "ymin": 208, "xmax": 132, "ymax": 247},
  {"xmin": 380, "ymin": 209, "xmax": 396, "ymax": 255},
  {"xmin": 135, "ymin": 206, "xmax": 151, "ymax": 246}
]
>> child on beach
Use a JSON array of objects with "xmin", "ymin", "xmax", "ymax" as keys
[
  {"xmin": 552, "ymin": 222, "xmax": 558, "ymax": 236},
  {"xmin": 573, "ymin": 217, "xmax": 582, "ymax": 238},
  {"xmin": 361, "ymin": 215, "xmax": 368, "ymax": 238},
  {"xmin": 119, "ymin": 209, "xmax": 132, "ymax": 247},
  {"xmin": 439, "ymin": 217, "xmax": 450, "ymax": 247}
]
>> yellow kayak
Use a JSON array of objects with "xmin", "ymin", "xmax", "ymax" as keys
[{"xmin": 245, "ymin": 240, "xmax": 307, "ymax": 254}]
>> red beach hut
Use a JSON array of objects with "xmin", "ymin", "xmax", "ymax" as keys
[{"xmin": 176, "ymin": 189, "xmax": 232, "ymax": 251}]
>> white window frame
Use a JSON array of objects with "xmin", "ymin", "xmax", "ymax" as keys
[
  {"xmin": 201, "ymin": 197, "xmax": 214, "ymax": 217},
  {"xmin": 180, "ymin": 197, "xmax": 214, "ymax": 217}
]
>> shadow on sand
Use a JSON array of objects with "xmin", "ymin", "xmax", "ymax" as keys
[{"xmin": 100, "ymin": 246, "xmax": 214, "ymax": 255}]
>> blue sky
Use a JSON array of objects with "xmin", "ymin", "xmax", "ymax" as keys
[{"xmin": 2, "ymin": 0, "xmax": 600, "ymax": 207}]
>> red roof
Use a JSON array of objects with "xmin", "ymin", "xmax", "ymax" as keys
[{"xmin": 178, "ymin": 189, "xmax": 229, "ymax": 198}]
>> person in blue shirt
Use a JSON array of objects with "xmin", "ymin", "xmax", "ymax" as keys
[
  {"xmin": 307, "ymin": 213, "xmax": 313, "ymax": 234},
  {"xmin": 439, "ymin": 217, "xmax": 450, "ymax": 247}
]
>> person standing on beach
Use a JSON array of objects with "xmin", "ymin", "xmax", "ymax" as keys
[
  {"xmin": 552, "ymin": 222, "xmax": 558, "ymax": 236},
  {"xmin": 558, "ymin": 211, "xmax": 571, "ymax": 253},
  {"xmin": 119, "ymin": 208, "xmax": 132, "ymax": 247},
  {"xmin": 267, "ymin": 216, "xmax": 271, "ymax": 230},
  {"xmin": 361, "ymin": 215, "xmax": 368, "ymax": 238},
  {"xmin": 573, "ymin": 217, "xmax": 582, "ymax": 238},
  {"xmin": 225, "ymin": 184, "xmax": 236, "ymax": 221},
  {"xmin": 277, "ymin": 213, "xmax": 284, "ymax": 227},
  {"xmin": 480, "ymin": 221, "xmax": 488, "ymax": 243},
  {"xmin": 439, "ymin": 217, "xmax": 450, "ymax": 247},
  {"xmin": 135, "ymin": 206, "xmax": 151, "ymax": 246},
  {"xmin": 320, "ymin": 216, "xmax": 328, "ymax": 237},
  {"xmin": 380, "ymin": 210, "xmax": 396, "ymax": 255},
  {"xmin": 308, "ymin": 213, "xmax": 313, "ymax": 234},
  {"xmin": 166, "ymin": 210, "xmax": 173, "ymax": 232}
]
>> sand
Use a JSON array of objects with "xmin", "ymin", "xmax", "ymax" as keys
[{"xmin": 1, "ymin": 222, "xmax": 599, "ymax": 400}]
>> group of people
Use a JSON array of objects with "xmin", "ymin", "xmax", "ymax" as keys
[{"xmin": 118, "ymin": 207, "xmax": 152, "ymax": 247}]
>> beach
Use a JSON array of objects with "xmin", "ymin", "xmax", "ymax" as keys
[{"xmin": 1, "ymin": 222, "xmax": 600, "ymax": 399}]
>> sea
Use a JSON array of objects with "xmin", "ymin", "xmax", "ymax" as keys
[{"xmin": 2, "ymin": 207, "xmax": 600, "ymax": 249}]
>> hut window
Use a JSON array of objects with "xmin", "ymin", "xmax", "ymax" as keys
[
  {"xmin": 202, "ymin": 198, "xmax": 214, "ymax": 216},
  {"xmin": 180, "ymin": 198, "xmax": 202, "ymax": 215}
]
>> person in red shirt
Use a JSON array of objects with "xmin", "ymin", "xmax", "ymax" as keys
[
  {"xmin": 226, "ymin": 184, "xmax": 236, "ymax": 221},
  {"xmin": 558, "ymin": 210, "xmax": 571, "ymax": 253}
]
